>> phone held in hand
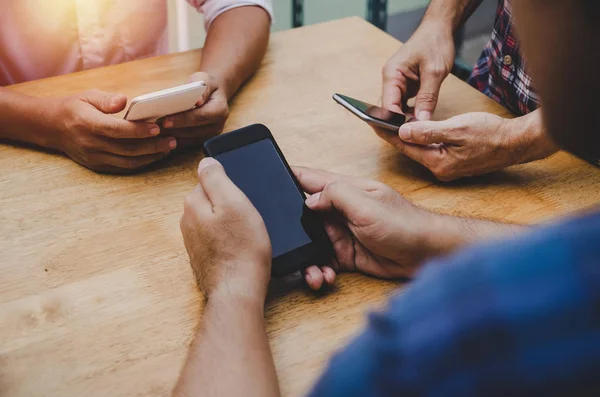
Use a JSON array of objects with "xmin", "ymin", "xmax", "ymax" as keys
[
  {"xmin": 203, "ymin": 124, "xmax": 332, "ymax": 277},
  {"xmin": 124, "ymin": 81, "xmax": 206, "ymax": 122},
  {"xmin": 333, "ymin": 93, "xmax": 406, "ymax": 131}
]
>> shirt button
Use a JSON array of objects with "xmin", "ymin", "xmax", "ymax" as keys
[{"xmin": 503, "ymin": 55, "xmax": 513, "ymax": 66}]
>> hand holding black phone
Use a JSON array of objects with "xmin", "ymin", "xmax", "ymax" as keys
[{"xmin": 203, "ymin": 124, "xmax": 332, "ymax": 277}]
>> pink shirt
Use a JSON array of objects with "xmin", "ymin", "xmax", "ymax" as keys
[{"xmin": 0, "ymin": 0, "xmax": 272, "ymax": 86}]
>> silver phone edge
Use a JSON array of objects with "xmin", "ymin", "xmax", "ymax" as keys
[{"xmin": 332, "ymin": 94, "xmax": 400, "ymax": 131}]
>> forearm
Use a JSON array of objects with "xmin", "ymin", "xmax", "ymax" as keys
[
  {"xmin": 200, "ymin": 6, "xmax": 270, "ymax": 99},
  {"xmin": 429, "ymin": 213, "xmax": 524, "ymax": 255},
  {"xmin": 422, "ymin": 0, "xmax": 484, "ymax": 33},
  {"xmin": 411, "ymin": 208, "xmax": 525, "ymax": 262},
  {"xmin": 173, "ymin": 291, "xmax": 280, "ymax": 397},
  {"xmin": 504, "ymin": 109, "xmax": 559, "ymax": 165},
  {"xmin": 0, "ymin": 88, "xmax": 59, "ymax": 149}
]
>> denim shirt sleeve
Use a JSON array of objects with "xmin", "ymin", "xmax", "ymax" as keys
[{"xmin": 308, "ymin": 211, "xmax": 600, "ymax": 397}]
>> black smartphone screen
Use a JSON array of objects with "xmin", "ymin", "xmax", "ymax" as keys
[
  {"xmin": 214, "ymin": 139, "xmax": 313, "ymax": 258},
  {"xmin": 204, "ymin": 124, "xmax": 332, "ymax": 276},
  {"xmin": 337, "ymin": 94, "xmax": 406, "ymax": 126}
]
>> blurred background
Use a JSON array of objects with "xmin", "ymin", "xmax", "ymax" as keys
[{"xmin": 167, "ymin": 0, "xmax": 497, "ymax": 79}]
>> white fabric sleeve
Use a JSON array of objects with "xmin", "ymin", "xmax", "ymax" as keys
[{"xmin": 187, "ymin": 0, "xmax": 273, "ymax": 31}]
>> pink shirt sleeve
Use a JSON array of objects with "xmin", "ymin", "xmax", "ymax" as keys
[{"xmin": 187, "ymin": 0, "xmax": 273, "ymax": 30}]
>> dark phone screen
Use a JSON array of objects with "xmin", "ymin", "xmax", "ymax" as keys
[
  {"xmin": 339, "ymin": 94, "xmax": 406, "ymax": 126},
  {"xmin": 214, "ymin": 139, "xmax": 312, "ymax": 258}
]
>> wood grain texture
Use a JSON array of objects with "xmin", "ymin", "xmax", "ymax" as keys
[{"xmin": 0, "ymin": 17, "xmax": 598, "ymax": 397}]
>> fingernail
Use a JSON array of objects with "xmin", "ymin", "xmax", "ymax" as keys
[
  {"xmin": 399, "ymin": 125, "xmax": 411, "ymax": 141},
  {"xmin": 305, "ymin": 192, "xmax": 321, "ymax": 208},
  {"xmin": 163, "ymin": 119, "xmax": 174, "ymax": 128},
  {"xmin": 198, "ymin": 157, "xmax": 220, "ymax": 172},
  {"xmin": 321, "ymin": 267, "xmax": 332, "ymax": 283},
  {"xmin": 417, "ymin": 111, "xmax": 431, "ymax": 121},
  {"xmin": 149, "ymin": 126, "xmax": 160, "ymax": 136},
  {"xmin": 168, "ymin": 138, "xmax": 177, "ymax": 150}
]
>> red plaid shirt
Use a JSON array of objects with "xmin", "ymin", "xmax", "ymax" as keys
[{"xmin": 468, "ymin": 0, "xmax": 539, "ymax": 116}]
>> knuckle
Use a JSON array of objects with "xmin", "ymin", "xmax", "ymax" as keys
[
  {"xmin": 322, "ymin": 181, "xmax": 338, "ymax": 194},
  {"xmin": 123, "ymin": 157, "xmax": 141, "ymax": 169},
  {"xmin": 425, "ymin": 63, "xmax": 447, "ymax": 77},
  {"xmin": 416, "ymin": 91, "xmax": 438, "ymax": 104},
  {"xmin": 75, "ymin": 134, "xmax": 94, "ymax": 150},
  {"xmin": 323, "ymin": 181, "xmax": 344, "ymax": 197},
  {"xmin": 381, "ymin": 64, "xmax": 391, "ymax": 77},
  {"xmin": 183, "ymin": 195, "xmax": 199, "ymax": 216},
  {"xmin": 433, "ymin": 164, "xmax": 455, "ymax": 181},
  {"xmin": 423, "ymin": 129, "xmax": 434, "ymax": 144},
  {"xmin": 382, "ymin": 59, "xmax": 403, "ymax": 78},
  {"xmin": 67, "ymin": 112, "xmax": 86, "ymax": 132},
  {"xmin": 220, "ymin": 104, "xmax": 230, "ymax": 119}
]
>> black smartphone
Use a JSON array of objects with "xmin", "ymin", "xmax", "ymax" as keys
[
  {"xmin": 333, "ymin": 93, "xmax": 406, "ymax": 131},
  {"xmin": 203, "ymin": 124, "xmax": 332, "ymax": 277}
]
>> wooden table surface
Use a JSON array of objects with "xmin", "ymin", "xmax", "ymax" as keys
[{"xmin": 1, "ymin": 17, "xmax": 599, "ymax": 397}]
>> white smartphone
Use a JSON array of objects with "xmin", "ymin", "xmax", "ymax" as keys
[{"xmin": 124, "ymin": 81, "xmax": 206, "ymax": 122}]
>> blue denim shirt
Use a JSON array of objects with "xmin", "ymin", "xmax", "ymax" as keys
[{"xmin": 309, "ymin": 210, "xmax": 600, "ymax": 397}]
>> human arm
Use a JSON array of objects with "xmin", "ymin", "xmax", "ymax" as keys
[
  {"xmin": 0, "ymin": 87, "xmax": 176, "ymax": 173},
  {"xmin": 174, "ymin": 157, "xmax": 280, "ymax": 397},
  {"xmin": 162, "ymin": 4, "xmax": 271, "ymax": 147},
  {"xmin": 294, "ymin": 167, "xmax": 522, "ymax": 288},
  {"xmin": 309, "ymin": 212, "xmax": 600, "ymax": 396},
  {"xmin": 173, "ymin": 294, "xmax": 279, "ymax": 397},
  {"xmin": 382, "ymin": 0, "xmax": 483, "ymax": 119},
  {"xmin": 374, "ymin": 109, "xmax": 559, "ymax": 181}
]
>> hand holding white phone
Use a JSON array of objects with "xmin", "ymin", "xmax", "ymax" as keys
[{"xmin": 124, "ymin": 82, "xmax": 206, "ymax": 122}]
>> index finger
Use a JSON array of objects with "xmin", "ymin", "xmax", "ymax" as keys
[
  {"xmin": 89, "ymin": 112, "xmax": 159, "ymax": 139},
  {"xmin": 292, "ymin": 166, "xmax": 379, "ymax": 194},
  {"xmin": 382, "ymin": 81, "xmax": 404, "ymax": 114},
  {"xmin": 394, "ymin": 140, "xmax": 442, "ymax": 170}
]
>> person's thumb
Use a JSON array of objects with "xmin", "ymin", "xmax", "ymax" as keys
[
  {"xmin": 398, "ymin": 120, "xmax": 455, "ymax": 145},
  {"xmin": 84, "ymin": 90, "xmax": 127, "ymax": 114},
  {"xmin": 414, "ymin": 69, "xmax": 446, "ymax": 121}
]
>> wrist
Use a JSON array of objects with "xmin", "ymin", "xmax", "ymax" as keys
[
  {"xmin": 0, "ymin": 92, "xmax": 62, "ymax": 149},
  {"xmin": 421, "ymin": 209, "xmax": 524, "ymax": 256},
  {"xmin": 502, "ymin": 111, "xmax": 559, "ymax": 165},
  {"xmin": 202, "ymin": 260, "xmax": 269, "ymax": 311},
  {"xmin": 206, "ymin": 284, "xmax": 266, "ymax": 314},
  {"xmin": 36, "ymin": 97, "xmax": 68, "ymax": 151},
  {"xmin": 418, "ymin": 17, "xmax": 455, "ymax": 39},
  {"xmin": 421, "ymin": 0, "xmax": 468, "ymax": 36},
  {"xmin": 200, "ymin": 70, "xmax": 236, "ymax": 100},
  {"xmin": 419, "ymin": 212, "xmax": 471, "ymax": 257}
]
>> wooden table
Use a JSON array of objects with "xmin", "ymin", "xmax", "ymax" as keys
[{"xmin": 1, "ymin": 17, "xmax": 599, "ymax": 397}]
